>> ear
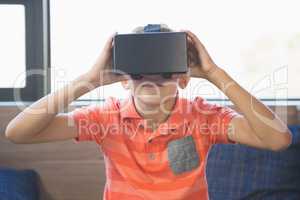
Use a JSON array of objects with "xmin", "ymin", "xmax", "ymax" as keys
[
  {"xmin": 121, "ymin": 80, "xmax": 131, "ymax": 90},
  {"xmin": 177, "ymin": 74, "xmax": 190, "ymax": 89}
]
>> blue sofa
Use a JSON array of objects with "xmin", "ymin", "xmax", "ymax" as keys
[
  {"xmin": 1, "ymin": 127, "xmax": 299, "ymax": 200},
  {"xmin": 0, "ymin": 168, "xmax": 39, "ymax": 200},
  {"xmin": 206, "ymin": 125, "xmax": 300, "ymax": 200}
]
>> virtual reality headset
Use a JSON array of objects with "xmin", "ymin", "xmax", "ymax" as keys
[{"xmin": 112, "ymin": 29, "xmax": 188, "ymax": 79}]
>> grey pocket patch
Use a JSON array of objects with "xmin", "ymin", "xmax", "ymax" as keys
[{"xmin": 167, "ymin": 135, "xmax": 200, "ymax": 175}]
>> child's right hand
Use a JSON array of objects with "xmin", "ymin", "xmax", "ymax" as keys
[
  {"xmin": 86, "ymin": 33, "xmax": 129, "ymax": 87},
  {"xmin": 5, "ymin": 33, "xmax": 130, "ymax": 145}
]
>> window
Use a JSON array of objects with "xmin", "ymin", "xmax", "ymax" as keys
[
  {"xmin": 1, "ymin": 0, "xmax": 299, "ymax": 102},
  {"xmin": 0, "ymin": 5, "xmax": 25, "ymax": 88},
  {"xmin": 0, "ymin": 0, "xmax": 50, "ymax": 101},
  {"xmin": 50, "ymin": 0, "xmax": 299, "ymax": 101},
  {"xmin": 50, "ymin": 0, "xmax": 300, "ymax": 101}
]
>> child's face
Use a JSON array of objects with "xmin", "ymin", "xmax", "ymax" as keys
[{"xmin": 122, "ymin": 74, "xmax": 189, "ymax": 106}]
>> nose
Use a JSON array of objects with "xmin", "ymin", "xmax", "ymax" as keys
[
  {"xmin": 141, "ymin": 75, "xmax": 166, "ymax": 85},
  {"xmin": 142, "ymin": 75, "xmax": 162, "ymax": 81}
]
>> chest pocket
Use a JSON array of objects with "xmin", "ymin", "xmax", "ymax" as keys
[{"xmin": 167, "ymin": 135, "xmax": 200, "ymax": 175}]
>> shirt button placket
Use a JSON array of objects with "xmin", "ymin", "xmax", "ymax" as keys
[
  {"xmin": 148, "ymin": 152, "xmax": 155, "ymax": 160},
  {"xmin": 146, "ymin": 131, "xmax": 156, "ymax": 161}
]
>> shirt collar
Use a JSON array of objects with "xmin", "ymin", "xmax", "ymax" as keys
[{"xmin": 120, "ymin": 94, "xmax": 143, "ymax": 120}]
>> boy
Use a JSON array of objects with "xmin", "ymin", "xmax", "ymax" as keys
[{"xmin": 5, "ymin": 24, "xmax": 292, "ymax": 200}]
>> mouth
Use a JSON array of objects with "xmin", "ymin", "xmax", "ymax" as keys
[
  {"xmin": 143, "ymin": 78, "xmax": 166, "ymax": 86},
  {"xmin": 142, "ymin": 84, "xmax": 153, "ymax": 88},
  {"xmin": 142, "ymin": 83, "xmax": 163, "ymax": 88}
]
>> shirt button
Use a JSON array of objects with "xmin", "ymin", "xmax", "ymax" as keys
[
  {"xmin": 138, "ymin": 124, "xmax": 144, "ymax": 129},
  {"xmin": 148, "ymin": 153, "xmax": 155, "ymax": 160}
]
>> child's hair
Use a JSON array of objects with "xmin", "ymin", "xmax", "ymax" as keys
[{"xmin": 132, "ymin": 24, "xmax": 174, "ymax": 33}]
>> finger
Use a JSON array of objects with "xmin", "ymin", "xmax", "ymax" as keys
[
  {"xmin": 185, "ymin": 30, "xmax": 200, "ymax": 43},
  {"xmin": 187, "ymin": 42, "xmax": 200, "ymax": 65},
  {"xmin": 185, "ymin": 31, "xmax": 201, "ymax": 49},
  {"xmin": 112, "ymin": 39, "xmax": 115, "ymax": 47},
  {"xmin": 185, "ymin": 31, "xmax": 209, "ymax": 56},
  {"xmin": 186, "ymin": 31, "xmax": 206, "ymax": 49},
  {"xmin": 180, "ymin": 29, "xmax": 194, "ymax": 43},
  {"xmin": 183, "ymin": 31, "xmax": 194, "ymax": 45},
  {"xmin": 104, "ymin": 32, "xmax": 117, "ymax": 51},
  {"xmin": 187, "ymin": 36, "xmax": 194, "ymax": 46},
  {"xmin": 100, "ymin": 33, "xmax": 117, "ymax": 62}
]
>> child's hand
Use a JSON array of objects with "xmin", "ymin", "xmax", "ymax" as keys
[
  {"xmin": 183, "ymin": 30, "xmax": 219, "ymax": 80},
  {"xmin": 86, "ymin": 33, "xmax": 129, "ymax": 87}
]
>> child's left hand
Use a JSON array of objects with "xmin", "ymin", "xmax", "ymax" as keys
[
  {"xmin": 182, "ymin": 31, "xmax": 292, "ymax": 153},
  {"xmin": 183, "ymin": 30, "xmax": 219, "ymax": 80}
]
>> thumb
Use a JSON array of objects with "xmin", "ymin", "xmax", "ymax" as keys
[{"xmin": 103, "ymin": 32, "xmax": 117, "ymax": 51}]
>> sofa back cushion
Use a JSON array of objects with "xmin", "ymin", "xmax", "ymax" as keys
[
  {"xmin": 206, "ymin": 126, "xmax": 300, "ymax": 200},
  {"xmin": 0, "ymin": 168, "xmax": 39, "ymax": 200}
]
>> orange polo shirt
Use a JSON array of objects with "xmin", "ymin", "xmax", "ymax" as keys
[{"xmin": 71, "ymin": 95, "xmax": 239, "ymax": 200}]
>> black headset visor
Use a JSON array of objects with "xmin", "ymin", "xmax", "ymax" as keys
[{"xmin": 112, "ymin": 32, "xmax": 188, "ymax": 77}]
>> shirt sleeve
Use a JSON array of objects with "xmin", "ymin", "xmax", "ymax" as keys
[
  {"xmin": 193, "ymin": 97, "xmax": 240, "ymax": 145},
  {"xmin": 70, "ymin": 105, "xmax": 106, "ymax": 144}
]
